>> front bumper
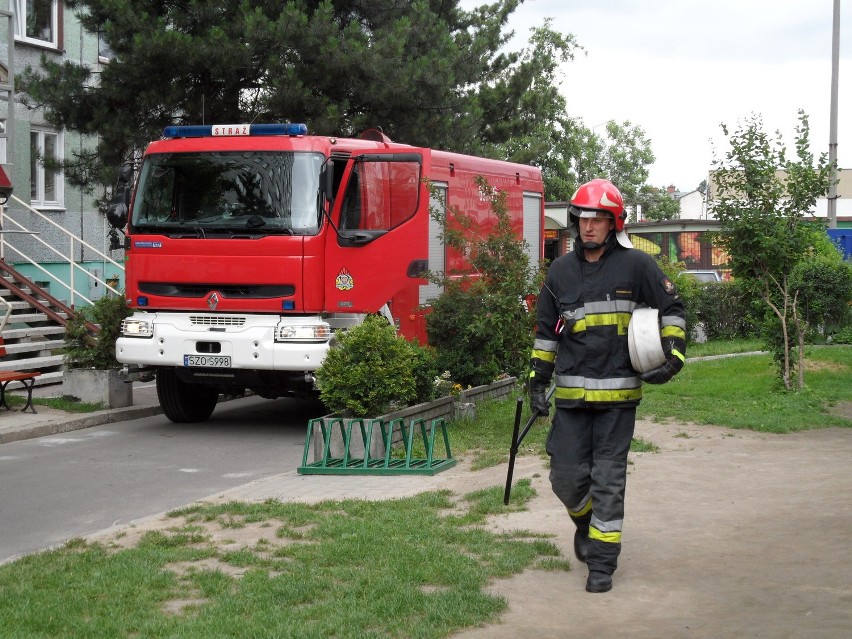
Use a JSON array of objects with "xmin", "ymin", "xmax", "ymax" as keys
[{"xmin": 116, "ymin": 312, "xmax": 331, "ymax": 372}]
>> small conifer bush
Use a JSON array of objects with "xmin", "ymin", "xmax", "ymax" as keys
[
  {"xmin": 63, "ymin": 293, "xmax": 131, "ymax": 369},
  {"xmin": 316, "ymin": 316, "xmax": 429, "ymax": 417}
]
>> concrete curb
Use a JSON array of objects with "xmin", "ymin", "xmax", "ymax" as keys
[{"xmin": 0, "ymin": 404, "xmax": 164, "ymax": 444}]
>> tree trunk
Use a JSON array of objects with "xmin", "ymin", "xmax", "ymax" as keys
[
  {"xmin": 793, "ymin": 292, "xmax": 806, "ymax": 390},
  {"xmin": 765, "ymin": 293, "xmax": 792, "ymax": 391}
]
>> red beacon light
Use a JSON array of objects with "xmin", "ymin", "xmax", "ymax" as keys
[{"xmin": 162, "ymin": 123, "xmax": 308, "ymax": 138}]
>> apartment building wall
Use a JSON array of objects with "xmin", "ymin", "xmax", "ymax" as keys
[{"xmin": 0, "ymin": 3, "xmax": 123, "ymax": 300}]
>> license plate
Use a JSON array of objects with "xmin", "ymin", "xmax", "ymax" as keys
[{"xmin": 184, "ymin": 355, "xmax": 231, "ymax": 368}]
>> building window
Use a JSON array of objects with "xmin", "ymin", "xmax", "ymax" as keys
[
  {"xmin": 98, "ymin": 28, "xmax": 113, "ymax": 63},
  {"xmin": 12, "ymin": 0, "xmax": 59, "ymax": 48},
  {"xmin": 30, "ymin": 128, "xmax": 63, "ymax": 208}
]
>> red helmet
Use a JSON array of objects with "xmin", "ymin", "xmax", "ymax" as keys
[
  {"xmin": 570, "ymin": 178, "xmax": 626, "ymax": 231},
  {"xmin": 569, "ymin": 178, "xmax": 632, "ymax": 249}
]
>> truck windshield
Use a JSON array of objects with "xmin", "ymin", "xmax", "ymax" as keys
[{"xmin": 130, "ymin": 151, "xmax": 324, "ymax": 235}]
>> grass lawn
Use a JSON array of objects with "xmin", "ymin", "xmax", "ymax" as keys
[
  {"xmin": 0, "ymin": 482, "xmax": 567, "ymax": 639},
  {"xmin": 638, "ymin": 345, "xmax": 852, "ymax": 432}
]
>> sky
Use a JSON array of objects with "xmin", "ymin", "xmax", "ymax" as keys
[{"xmin": 463, "ymin": 0, "xmax": 852, "ymax": 193}]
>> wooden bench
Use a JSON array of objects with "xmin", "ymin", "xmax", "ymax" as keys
[
  {"xmin": 0, "ymin": 338, "xmax": 42, "ymax": 413},
  {"xmin": 0, "ymin": 370, "xmax": 42, "ymax": 413}
]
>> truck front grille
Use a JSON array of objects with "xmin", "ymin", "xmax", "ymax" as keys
[{"xmin": 190, "ymin": 316, "xmax": 247, "ymax": 327}]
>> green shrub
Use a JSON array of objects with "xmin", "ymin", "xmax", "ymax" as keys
[
  {"xmin": 832, "ymin": 325, "xmax": 852, "ymax": 345},
  {"xmin": 791, "ymin": 255, "xmax": 852, "ymax": 337},
  {"xmin": 315, "ymin": 316, "xmax": 422, "ymax": 417},
  {"xmin": 425, "ymin": 177, "xmax": 537, "ymax": 387},
  {"xmin": 407, "ymin": 339, "xmax": 442, "ymax": 404},
  {"xmin": 427, "ymin": 283, "xmax": 509, "ymax": 387},
  {"xmin": 63, "ymin": 293, "xmax": 131, "ymax": 369},
  {"xmin": 655, "ymin": 259, "xmax": 756, "ymax": 342},
  {"xmin": 695, "ymin": 280, "xmax": 757, "ymax": 340}
]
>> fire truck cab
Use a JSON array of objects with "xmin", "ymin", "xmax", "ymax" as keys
[{"xmin": 109, "ymin": 123, "xmax": 543, "ymax": 422}]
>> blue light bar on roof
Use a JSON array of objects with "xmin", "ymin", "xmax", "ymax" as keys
[{"xmin": 162, "ymin": 123, "xmax": 308, "ymax": 138}]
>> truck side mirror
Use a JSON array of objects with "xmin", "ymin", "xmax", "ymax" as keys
[
  {"xmin": 117, "ymin": 162, "xmax": 133, "ymax": 185},
  {"xmin": 106, "ymin": 162, "xmax": 134, "ymax": 229},
  {"xmin": 106, "ymin": 201, "xmax": 128, "ymax": 229}
]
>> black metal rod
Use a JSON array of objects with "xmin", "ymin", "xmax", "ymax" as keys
[
  {"xmin": 516, "ymin": 410, "xmax": 539, "ymax": 449},
  {"xmin": 503, "ymin": 385, "xmax": 554, "ymax": 505},
  {"xmin": 503, "ymin": 396, "xmax": 526, "ymax": 505}
]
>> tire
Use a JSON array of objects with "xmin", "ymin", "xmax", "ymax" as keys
[{"xmin": 156, "ymin": 368, "xmax": 219, "ymax": 423}]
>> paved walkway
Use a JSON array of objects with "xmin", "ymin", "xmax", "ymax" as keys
[{"xmin": 2, "ymin": 385, "xmax": 851, "ymax": 638}]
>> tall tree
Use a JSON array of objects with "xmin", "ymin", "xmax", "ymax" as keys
[
  {"xmin": 637, "ymin": 185, "xmax": 681, "ymax": 221},
  {"xmin": 19, "ymin": 0, "xmax": 578, "ymax": 196},
  {"xmin": 591, "ymin": 120, "xmax": 654, "ymax": 205},
  {"xmin": 709, "ymin": 111, "xmax": 833, "ymax": 390},
  {"xmin": 500, "ymin": 114, "xmax": 655, "ymax": 203}
]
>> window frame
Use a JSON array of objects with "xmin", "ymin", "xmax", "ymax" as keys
[
  {"xmin": 12, "ymin": 0, "xmax": 61, "ymax": 49},
  {"xmin": 30, "ymin": 127, "xmax": 64, "ymax": 209}
]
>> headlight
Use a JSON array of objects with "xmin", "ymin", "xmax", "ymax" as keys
[
  {"xmin": 275, "ymin": 322, "xmax": 331, "ymax": 342},
  {"xmin": 121, "ymin": 318, "xmax": 154, "ymax": 337}
]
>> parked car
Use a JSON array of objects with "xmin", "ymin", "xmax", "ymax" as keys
[{"xmin": 680, "ymin": 270, "xmax": 722, "ymax": 283}]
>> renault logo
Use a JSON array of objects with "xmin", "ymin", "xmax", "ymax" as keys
[{"xmin": 207, "ymin": 292, "xmax": 220, "ymax": 311}]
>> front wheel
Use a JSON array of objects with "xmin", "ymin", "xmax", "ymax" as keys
[{"xmin": 156, "ymin": 368, "xmax": 219, "ymax": 423}]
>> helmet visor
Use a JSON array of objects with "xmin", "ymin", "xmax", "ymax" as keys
[{"xmin": 569, "ymin": 206, "xmax": 613, "ymax": 220}]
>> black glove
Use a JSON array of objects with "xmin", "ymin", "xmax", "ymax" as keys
[
  {"xmin": 640, "ymin": 336, "xmax": 685, "ymax": 385},
  {"xmin": 639, "ymin": 356, "xmax": 682, "ymax": 385},
  {"xmin": 528, "ymin": 357, "xmax": 554, "ymax": 417},
  {"xmin": 529, "ymin": 380, "xmax": 550, "ymax": 417}
]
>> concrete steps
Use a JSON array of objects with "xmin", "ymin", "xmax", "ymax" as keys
[
  {"xmin": 0, "ymin": 338, "xmax": 65, "ymax": 356},
  {"xmin": 1, "ymin": 325, "xmax": 66, "ymax": 341},
  {"xmin": 0, "ymin": 271, "xmax": 74, "ymax": 388}
]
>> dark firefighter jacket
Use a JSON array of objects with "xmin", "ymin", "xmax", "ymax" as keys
[{"xmin": 531, "ymin": 240, "xmax": 687, "ymax": 408}]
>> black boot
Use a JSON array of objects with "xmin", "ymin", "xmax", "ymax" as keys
[
  {"xmin": 585, "ymin": 570, "xmax": 612, "ymax": 593},
  {"xmin": 573, "ymin": 528, "xmax": 590, "ymax": 563}
]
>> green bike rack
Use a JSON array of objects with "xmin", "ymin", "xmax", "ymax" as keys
[{"xmin": 297, "ymin": 415, "xmax": 457, "ymax": 475}]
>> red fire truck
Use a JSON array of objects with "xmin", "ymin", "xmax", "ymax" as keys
[{"xmin": 107, "ymin": 123, "xmax": 544, "ymax": 422}]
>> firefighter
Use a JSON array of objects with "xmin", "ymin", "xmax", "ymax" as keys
[{"xmin": 529, "ymin": 178, "xmax": 686, "ymax": 593}]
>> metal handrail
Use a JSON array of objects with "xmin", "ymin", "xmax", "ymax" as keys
[
  {"xmin": 0, "ymin": 295, "xmax": 11, "ymax": 332},
  {"xmin": 0, "ymin": 195, "xmax": 124, "ymax": 308}
]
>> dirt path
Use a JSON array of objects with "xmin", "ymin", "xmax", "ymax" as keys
[{"xmin": 447, "ymin": 419, "xmax": 852, "ymax": 638}]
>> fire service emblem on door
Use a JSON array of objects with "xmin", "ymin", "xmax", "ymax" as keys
[{"xmin": 335, "ymin": 267, "xmax": 354, "ymax": 291}]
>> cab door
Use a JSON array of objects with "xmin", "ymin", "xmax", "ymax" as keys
[{"xmin": 324, "ymin": 148, "xmax": 430, "ymax": 314}]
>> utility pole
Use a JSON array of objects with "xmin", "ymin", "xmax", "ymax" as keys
[{"xmin": 827, "ymin": 0, "xmax": 840, "ymax": 229}]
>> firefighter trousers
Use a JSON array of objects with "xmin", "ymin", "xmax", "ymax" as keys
[{"xmin": 546, "ymin": 406, "xmax": 636, "ymax": 575}]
